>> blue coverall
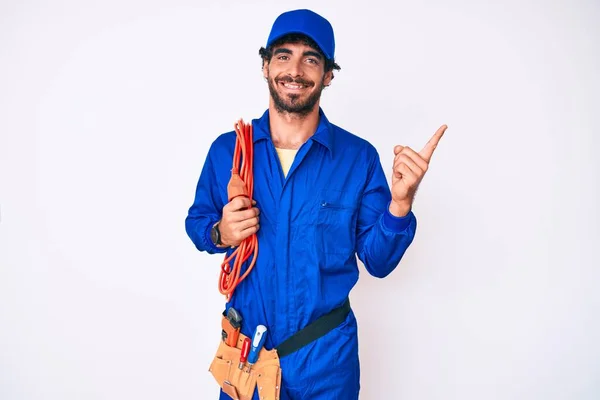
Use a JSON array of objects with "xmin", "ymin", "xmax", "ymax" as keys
[{"xmin": 185, "ymin": 108, "xmax": 417, "ymax": 399}]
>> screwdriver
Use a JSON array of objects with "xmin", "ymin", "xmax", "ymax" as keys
[
  {"xmin": 247, "ymin": 324, "xmax": 267, "ymax": 370},
  {"xmin": 239, "ymin": 337, "xmax": 251, "ymax": 370}
]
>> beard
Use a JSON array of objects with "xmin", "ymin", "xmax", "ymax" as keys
[{"xmin": 267, "ymin": 74, "xmax": 326, "ymax": 117}]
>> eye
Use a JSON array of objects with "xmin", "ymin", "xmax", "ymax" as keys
[
  {"xmin": 306, "ymin": 58, "xmax": 319, "ymax": 65},
  {"xmin": 277, "ymin": 55, "xmax": 289, "ymax": 61}
]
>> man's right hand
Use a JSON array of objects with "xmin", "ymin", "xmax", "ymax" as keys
[{"xmin": 218, "ymin": 197, "xmax": 260, "ymax": 247}]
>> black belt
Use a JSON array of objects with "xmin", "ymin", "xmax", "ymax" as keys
[{"xmin": 275, "ymin": 298, "xmax": 351, "ymax": 358}]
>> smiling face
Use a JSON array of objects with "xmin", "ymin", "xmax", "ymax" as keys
[{"xmin": 263, "ymin": 41, "xmax": 333, "ymax": 117}]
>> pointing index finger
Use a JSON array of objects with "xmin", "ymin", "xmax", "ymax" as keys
[{"xmin": 419, "ymin": 124, "xmax": 447, "ymax": 162}]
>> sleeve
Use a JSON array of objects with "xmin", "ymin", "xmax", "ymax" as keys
[
  {"xmin": 355, "ymin": 147, "xmax": 418, "ymax": 278},
  {"xmin": 185, "ymin": 140, "xmax": 229, "ymax": 254}
]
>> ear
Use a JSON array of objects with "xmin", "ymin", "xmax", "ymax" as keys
[
  {"xmin": 323, "ymin": 70, "xmax": 333, "ymax": 87},
  {"xmin": 262, "ymin": 60, "xmax": 269, "ymax": 80}
]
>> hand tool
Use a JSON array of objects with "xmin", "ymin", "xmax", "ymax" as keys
[
  {"xmin": 227, "ymin": 307, "xmax": 243, "ymax": 328},
  {"xmin": 247, "ymin": 324, "xmax": 267, "ymax": 370},
  {"xmin": 221, "ymin": 307, "xmax": 243, "ymax": 347},
  {"xmin": 239, "ymin": 337, "xmax": 251, "ymax": 370}
]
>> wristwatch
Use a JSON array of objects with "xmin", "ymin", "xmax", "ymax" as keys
[{"xmin": 210, "ymin": 221, "xmax": 223, "ymax": 246}]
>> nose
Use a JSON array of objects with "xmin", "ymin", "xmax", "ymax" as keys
[{"xmin": 286, "ymin": 59, "xmax": 304, "ymax": 78}]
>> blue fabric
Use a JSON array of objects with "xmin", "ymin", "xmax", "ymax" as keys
[
  {"xmin": 266, "ymin": 9, "xmax": 336, "ymax": 60},
  {"xmin": 186, "ymin": 108, "xmax": 417, "ymax": 399}
]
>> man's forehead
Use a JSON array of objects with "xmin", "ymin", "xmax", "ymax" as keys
[{"xmin": 272, "ymin": 41, "xmax": 321, "ymax": 54}]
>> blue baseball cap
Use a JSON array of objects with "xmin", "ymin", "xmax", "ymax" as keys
[{"xmin": 266, "ymin": 9, "xmax": 335, "ymax": 60}]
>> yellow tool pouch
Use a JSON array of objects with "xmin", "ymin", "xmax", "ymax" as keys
[{"xmin": 209, "ymin": 318, "xmax": 282, "ymax": 400}]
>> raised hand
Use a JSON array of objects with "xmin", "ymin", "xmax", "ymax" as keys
[{"xmin": 389, "ymin": 124, "xmax": 448, "ymax": 217}]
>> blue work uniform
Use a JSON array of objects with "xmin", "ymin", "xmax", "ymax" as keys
[{"xmin": 185, "ymin": 108, "xmax": 417, "ymax": 399}]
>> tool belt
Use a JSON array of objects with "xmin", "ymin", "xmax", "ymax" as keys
[{"xmin": 209, "ymin": 298, "xmax": 351, "ymax": 400}]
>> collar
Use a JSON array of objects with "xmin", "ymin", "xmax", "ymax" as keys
[{"xmin": 252, "ymin": 107, "xmax": 334, "ymax": 155}]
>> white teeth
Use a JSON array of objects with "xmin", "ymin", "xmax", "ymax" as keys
[{"xmin": 283, "ymin": 83, "xmax": 303, "ymax": 89}]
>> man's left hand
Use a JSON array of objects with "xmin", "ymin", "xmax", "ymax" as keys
[{"xmin": 389, "ymin": 124, "xmax": 448, "ymax": 217}]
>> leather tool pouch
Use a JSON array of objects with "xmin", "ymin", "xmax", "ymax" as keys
[
  {"xmin": 209, "ymin": 298, "xmax": 350, "ymax": 399},
  {"xmin": 209, "ymin": 317, "xmax": 281, "ymax": 400}
]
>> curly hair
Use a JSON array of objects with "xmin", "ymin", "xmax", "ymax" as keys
[{"xmin": 259, "ymin": 33, "xmax": 341, "ymax": 78}]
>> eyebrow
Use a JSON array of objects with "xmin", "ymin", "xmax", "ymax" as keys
[
  {"xmin": 273, "ymin": 48, "xmax": 323, "ymax": 60},
  {"xmin": 273, "ymin": 48, "xmax": 292, "ymax": 55},
  {"xmin": 303, "ymin": 50, "xmax": 323, "ymax": 60}
]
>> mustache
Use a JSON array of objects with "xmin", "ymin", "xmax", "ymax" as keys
[{"xmin": 276, "ymin": 75, "xmax": 314, "ymax": 87}]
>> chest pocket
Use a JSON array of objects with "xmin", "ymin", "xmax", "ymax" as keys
[{"xmin": 315, "ymin": 189, "xmax": 357, "ymax": 255}]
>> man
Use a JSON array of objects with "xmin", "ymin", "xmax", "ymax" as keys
[{"xmin": 185, "ymin": 9, "xmax": 447, "ymax": 400}]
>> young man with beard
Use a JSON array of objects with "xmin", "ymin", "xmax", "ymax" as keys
[{"xmin": 185, "ymin": 8, "xmax": 447, "ymax": 400}]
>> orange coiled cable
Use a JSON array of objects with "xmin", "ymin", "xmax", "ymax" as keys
[{"xmin": 218, "ymin": 119, "xmax": 258, "ymax": 301}]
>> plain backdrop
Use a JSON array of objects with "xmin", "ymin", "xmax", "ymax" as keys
[{"xmin": 1, "ymin": 0, "xmax": 599, "ymax": 399}]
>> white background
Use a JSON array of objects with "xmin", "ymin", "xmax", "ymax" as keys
[{"xmin": 1, "ymin": 0, "xmax": 599, "ymax": 399}]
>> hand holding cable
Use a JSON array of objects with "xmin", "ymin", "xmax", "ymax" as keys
[
  {"xmin": 218, "ymin": 119, "xmax": 259, "ymax": 302},
  {"xmin": 218, "ymin": 197, "xmax": 260, "ymax": 247}
]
